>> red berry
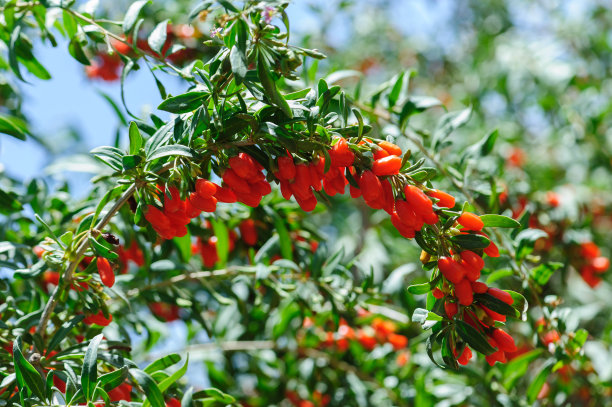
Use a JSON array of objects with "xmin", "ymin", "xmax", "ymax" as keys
[
  {"xmin": 391, "ymin": 212, "xmax": 416, "ymax": 238},
  {"xmin": 97, "ymin": 257, "xmax": 115, "ymax": 288},
  {"xmin": 359, "ymin": 170, "xmax": 382, "ymax": 202},
  {"xmin": 277, "ymin": 155, "xmax": 296, "ymax": 180},
  {"xmin": 378, "ymin": 140, "xmax": 402, "ymax": 156},
  {"xmin": 491, "ymin": 328, "xmax": 517, "ymax": 353},
  {"xmin": 457, "ymin": 212, "xmax": 484, "ymax": 231},
  {"xmin": 444, "ymin": 301, "xmax": 458, "ymax": 318},
  {"xmin": 372, "ymin": 155, "xmax": 402, "ymax": 176},
  {"xmin": 404, "ymin": 185, "xmax": 434, "ymax": 219},
  {"xmin": 488, "ymin": 287, "xmax": 513, "ymax": 305},
  {"xmin": 239, "ymin": 219, "xmax": 258, "ymax": 246},
  {"xmin": 214, "ymin": 185, "xmax": 237, "ymax": 203},
  {"xmin": 471, "ymin": 281, "xmax": 488, "ymax": 294},
  {"xmin": 432, "ymin": 287, "xmax": 445, "ymax": 299},
  {"xmin": 195, "ymin": 179, "xmax": 217, "ymax": 197},
  {"xmin": 229, "ymin": 153, "xmax": 258, "ymax": 179},
  {"xmin": 426, "ymin": 189, "xmax": 455, "ymax": 208},
  {"xmin": 438, "ymin": 257, "xmax": 466, "ymax": 284},
  {"xmin": 222, "ymin": 169, "xmax": 251, "ymax": 194},
  {"xmin": 455, "ymin": 278, "xmax": 473, "ymax": 306}
]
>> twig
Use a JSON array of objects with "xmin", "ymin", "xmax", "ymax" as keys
[{"xmin": 36, "ymin": 183, "xmax": 138, "ymax": 338}]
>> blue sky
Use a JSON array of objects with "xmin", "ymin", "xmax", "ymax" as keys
[{"xmin": 0, "ymin": 0, "xmax": 458, "ymax": 183}]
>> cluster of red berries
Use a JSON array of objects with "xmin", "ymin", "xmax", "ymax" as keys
[
  {"xmin": 145, "ymin": 182, "xmax": 217, "ymax": 239},
  {"xmin": 578, "ymin": 241, "xmax": 609, "ymax": 288},
  {"xmin": 221, "ymin": 153, "xmax": 271, "ymax": 207},
  {"xmin": 83, "ymin": 310, "xmax": 113, "ymax": 326},
  {"xmin": 285, "ymin": 390, "xmax": 330, "ymax": 407},
  {"xmin": 275, "ymin": 151, "xmax": 326, "ymax": 212},
  {"xmin": 436, "ymin": 282, "xmax": 516, "ymax": 365},
  {"xmin": 85, "ymin": 25, "xmax": 200, "ymax": 81},
  {"xmin": 85, "ymin": 53, "xmax": 122, "ymax": 81},
  {"xmin": 304, "ymin": 313, "xmax": 408, "ymax": 354},
  {"xmin": 117, "ymin": 241, "xmax": 145, "ymax": 273}
]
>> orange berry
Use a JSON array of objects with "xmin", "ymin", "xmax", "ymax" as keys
[
  {"xmin": 457, "ymin": 212, "xmax": 484, "ymax": 231},
  {"xmin": 378, "ymin": 140, "xmax": 402, "ymax": 156},
  {"xmin": 426, "ymin": 189, "xmax": 455, "ymax": 208}
]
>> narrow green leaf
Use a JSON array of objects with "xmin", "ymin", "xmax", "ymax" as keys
[
  {"xmin": 123, "ymin": 0, "xmax": 150, "ymax": 33},
  {"xmin": 158, "ymin": 91, "xmax": 207, "ymax": 114},
  {"xmin": 480, "ymin": 214, "xmax": 520, "ymax": 228},
  {"xmin": 143, "ymin": 354, "xmax": 181, "ymax": 374},
  {"xmin": 230, "ymin": 45, "xmax": 248, "ymax": 80},
  {"xmin": 530, "ymin": 262, "xmax": 563, "ymax": 285},
  {"xmin": 0, "ymin": 114, "xmax": 28, "ymax": 140},
  {"xmin": 88, "ymin": 236, "xmax": 118, "ymax": 260},
  {"xmin": 211, "ymin": 219, "xmax": 229, "ymax": 267},
  {"xmin": 13, "ymin": 337, "xmax": 46, "ymax": 400},
  {"xmin": 455, "ymin": 320, "xmax": 496, "ymax": 355},
  {"xmin": 257, "ymin": 51, "xmax": 292, "ymax": 118},
  {"xmin": 82, "ymin": 334, "xmax": 103, "ymax": 400},
  {"xmin": 129, "ymin": 369, "xmax": 165, "ymax": 407},
  {"xmin": 47, "ymin": 315, "xmax": 85, "ymax": 354},
  {"xmin": 449, "ymin": 234, "xmax": 490, "ymax": 249},
  {"xmin": 527, "ymin": 360, "xmax": 554, "ymax": 403},
  {"xmin": 157, "ymin": 356, "xmax": 188, "ymax": 392},
  {"xmin": 147, "ymin": 145, "xmax": 195, "ymax": 162},
  {"xmin": 388, "ymin": 71, "xmax": 405, "ymax": 108},
  {"xmin": 148, "ymin": 20, "xmax": 169, "ymax": 55},
  {"xmin": 99, "ymin": 367, "xmax": 128, "ymax": 390},
  {"xmin": 68, "ymin": 36, "xmax": 90, "ymax": 65}
]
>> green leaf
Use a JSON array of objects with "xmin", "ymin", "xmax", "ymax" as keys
[
  {"xmin": 13, "ymin": 337, "xmax": 46, "ymax": 400},
  {"xmin": 407, "ymin": 282, "xmax": 433, "ymax": 295},
  {"xmin": 474, "ymin": 293, "xmax": 519, "ymax": 319},
  {"xmin": 0, "ymin": 188, "xmax": 23, "ymax": 213},
  {"xmin": 273, "ymin": 215, "xmax": 292, "ymax": 261},
  {"xmin": 467, "ymin": 129, "xmax": 498, "ymax": 157},
  {"xmin": 82, "ymin": 334, "xmax": 103, "ymax": 400},
  {"xmin": 47, "ymin": 315, "xmax": 85, "ymax": 354},
  {"xmin": 449, "ymin": 234, "xmax": 490, "ymax": 249},
  {"xmin": 257, "ymin": 51, "xmax": 293, "ymax": 118},
  {"xmin": 530, "ymin": 262, "xmax": 563, "ymax": 285},
  {"xmin": 157, "ymin": 356, "xmax": 188, "ymax": 393},
  {"xmin": 479, "ymin": 214, "xmax": 520, "ymax": 228},
  {"xmin": 527, "ymin": 360, "xmax": 554, "ymax": 403},
  {"xmin": 148, "ymin": 20, "xmax": 169, "ymax": 55},
  {"xmin": 230, "ymin": 45, "xmax": 247, "ymax": 80},
  {"xmin": 129, "ymin": 369, "xmax": 165, "ymax": 407},
  {"xmin": 506, "ymin": 290, "xmax": 528, "ymax": 321},
  {"xmin": 515, "ymin": 228, "xmax": 548, "ymax": 260},
  {"xmin": 9, "ymin": 26, "xmax": 25, "ymax": 82},
  {"xmin": 388, "ymin": 71, "xmax": 405, "ymax": 108},
  {"xmin": 0, "ymin": 114, "xmax": 28, "ymax": 140},
  {"xmin": 88, "ymin": 236, "xmax": 118, "ymax": 261},
  {"xmin": 502, "ymin": 349, "xmax": 543, "ymax": 390},
  {"xmin": 201, "ymin": 387, "xmax": 235, "ymax": 404},
  {"xmin": 455, "ymin": 320, "xmax": 496, "ymax": 355},
  {"xmin": 432, "ymin": 107, "xmax": 472, "ymax": 149},
  {"xmin": 35, "ymin": 214, "xmax": 62, "ymax": 247},
  {"xmin": 174, "ymin": 232, "xmax": 192, "ymax": 262},
  {"xmin": 68, "ymin": 37, "xmax": 89, "ymax": 65},
  {"xmin": 122, "ymin": 154, "xmax": 143, "ymax": 170},
  {"xmin": 211, "ymin": 219, "xmax": 229, "ymax": 267},
  {"xmin": 62, "ymin": 10, "xmax": 77, "ymax": 37},
  {"xmin": 143, "ymin": 354, "xmax": 181, "ymax": 374},
  {"xmin": 98, "ymin": 367, "xmax": 128, "ymax": 391},
  {"xmin": 123, "ymin": 0, "xmax": 150, "ymax": 34},
  {"xmin": 158, "ymin": 91, "xmax": 208, "ymax": 114},
  {"xmin": 147, "ymin": 145, "xmax": 195, "ymax": 162}
]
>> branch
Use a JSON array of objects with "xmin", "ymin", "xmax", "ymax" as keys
[{"xmin": 36, "ymin": 183, "xmax": 138, "ymax": 338}]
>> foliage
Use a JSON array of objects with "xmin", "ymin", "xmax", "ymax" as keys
[{"xmin": 0, "ymin": 0, "xmax": 610, "ymax": 406}]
